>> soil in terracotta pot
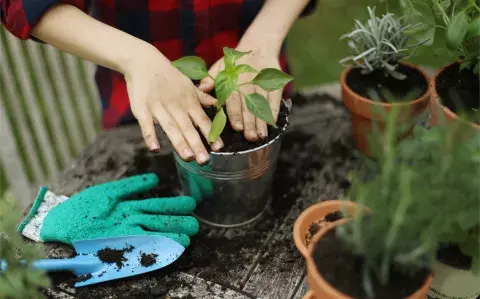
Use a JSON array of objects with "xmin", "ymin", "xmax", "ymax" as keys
[
  {"xmin": 201, "ymin": 102, "xmax": 289, "ymax": 153},
  {"xmin": 313, "ymin": 228, "xmax": 430, "ymax": 299},
  {"xmin": 305, "ymin": 210, "xmax": 344, "ymax": 246},
  {"xmin": 346, "ymin": 64, "xmax": 428, "ymax": 103},
  {"xmin": 436, "ymin": 62, "xmax": 480, "ymax": 124},
  {"xmin": 436, "ymin": 242, "xmax": 473, "ymax": 270}
]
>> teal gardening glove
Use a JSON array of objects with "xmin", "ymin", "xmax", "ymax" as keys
[{"xmin": 18, "ymin": 174, "xmax": 199, "ymax": 247}]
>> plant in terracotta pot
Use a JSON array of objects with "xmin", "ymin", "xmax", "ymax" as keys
[
  {"xmin": 304, "ymin": 109, "xmax": 448, "ymax": 299},
  {"xmin": 391, "ymin": 123, "xmax": 480, "ymax": 299},
  {"xmin": 339, "ymin": 6, "xmax": 430, "ymax": 154},
  {"xmin": 391, "ymin": 0, "xmax": 480, "ymax": 128},
  {"xmin": 171, "ymin": 48, "xmax": 293, "ymax": 227}
]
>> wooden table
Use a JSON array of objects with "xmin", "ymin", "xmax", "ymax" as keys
[{"xmin": 39, "ymin": 89, "xmax": 359, "ymax": 299}]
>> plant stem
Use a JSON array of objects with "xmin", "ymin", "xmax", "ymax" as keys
[
  {"xmin": 433, "ymin": 0, "xmax": 450, "ymax": 26},
  {"xmin": 468, "ymin": 0, "xmax": 480, "ymax": 12},
  {"xmin": 237, "ymin": 82, "xmax": 251, "ymax": 87}
]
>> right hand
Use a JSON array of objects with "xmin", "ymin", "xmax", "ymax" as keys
[{"xmin": 124, "ymin": 45, "xmax": 223, "ymax": 165}]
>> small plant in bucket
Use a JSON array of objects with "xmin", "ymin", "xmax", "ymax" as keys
[
  {"xmin": 339, "ymin": 6, "xmax": 430, "ymax": 153},
  {"xmin": 172, "ymin": 47, "xmax": 293, "ymax": 143}
]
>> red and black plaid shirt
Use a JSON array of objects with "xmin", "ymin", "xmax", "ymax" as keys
[{"xmin": 1, "ymin": 0, "xmax": 316, "ymax": 129}]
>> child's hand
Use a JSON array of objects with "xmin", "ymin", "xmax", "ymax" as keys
[
  {"xmin": 125, "ymin": 46, "xmax": 223, "ymax": 164},
  {"xmin": 198, "ymin": 47, "xmax": 283, "ymax": 141}
]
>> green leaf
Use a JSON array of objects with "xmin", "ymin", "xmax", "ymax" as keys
[
  {"xmin": 244, "ymin": 93, "xmax": 277, "ymax": 127},
  {"xmin": 459, "ymin": 235, "xmax": 479, "ymax": 258},
  {"xmin": 215, "ymin": 70, "xmax": 238, "ymax": 106},
  {"xmin": 235, "ymin": 64, "xmax": 258, "ymax": 74},
  {"xmin": 172, "ymin": 56, "xmax": 209, "ymax": 80},
  {"xmin": 446, "ymin": 11, "xmax": 469, "ymax": 51},
  {"xmin": 466, "ymin": 18, "xmax": 480, "ymax": 40},
  {"xmin": 400, "ymin": 0, "xmax": 436, "ymax": 45},
  {"xmin": 471, "ymin": 254, "xmax": 480, "ymax": 276},
  {"xmin": 251, "ymin": 68, "xmax": 294, "ymax": 91},
  {"xmin": 223, "ymin": 48, "xmax": 251, "ymax": 71},
  {"xmin": 208, "ymin": 108, "xmax": 226, "ymax": 143}
]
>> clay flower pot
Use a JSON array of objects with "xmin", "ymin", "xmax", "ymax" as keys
[
  {"xmin": 293, "ymin": 200, "xmax": 361, "ymax": 258},
  {"xmin": 305, "ymin": 219, "xmax": 433, "ymax": 299},
  {"xmin": 341, "ymin": 63, "xmax": 431, "ymax": 154},
  {"xmin": 429, "ymin": 62, "xmax": 480, "ymax": 130}
]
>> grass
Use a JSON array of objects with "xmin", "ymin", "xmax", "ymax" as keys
[{"xmin": 286, "ymin": 0, "xmax": 453, "ymax": 89}]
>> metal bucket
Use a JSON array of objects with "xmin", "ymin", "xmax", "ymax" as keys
[{"xmin": 174, "ymin": 100, "xmax": 291, "ymax": 228}]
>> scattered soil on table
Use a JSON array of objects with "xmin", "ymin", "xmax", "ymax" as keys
[
  {"xmin": 313, "ymin": 227, "xmax": 430, "ymax": 299},
  {"xmin": 436, "ymin": 62, "xmax": 480, "ymax": 124},
  {"xmin": 346, "ymin": 63, "xmax": 428, "ymax": 103},
  {"xmin": 201, "ymin": 101, "xmax": 289, "ymax": 153},
  {"xmin": 305, "ymin": 210, "xmax": 344, "ymax": 246},
  {"xmin": 436, "ymin": 242, "xmax": 473, "ymax": 270},
  {"xmin": 75, "ymin": 273, "xmax": 93, "ymax": 283},
  {"xmin": 96, "ymin": 245, "xmax": 134, "ymax": 269},
  {"xmin": 43, "ymin": 93, "xmax": 358, "ymax": 299},
  {"xmin": 140, "ymin": 252, "xmax": 158, "ymax": 267}
]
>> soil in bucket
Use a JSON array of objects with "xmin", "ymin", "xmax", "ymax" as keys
[
  {"xmin": 435, "ymin": 62, "xmax": 480, "ymax": 125},
  {"xmin": 200, "ymin": 102, "xmax": 289, "ymax": 153},
  {"xmin": 346, "ymin": 64, "xmax": 428, "ymax": 103},
  {"xmin": 436, "ymin": 242, "xmax": 473, "ymax": 270},
  {"xmin": 312, "ymin": 227, "xmax": 430, "ymax": 299}
]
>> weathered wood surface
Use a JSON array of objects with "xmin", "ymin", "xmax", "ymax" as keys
[{"xmin": 38, "ymin": 90, "xmax": 360, "ymax": 299}]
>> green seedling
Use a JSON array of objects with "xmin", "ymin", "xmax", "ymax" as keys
[{"xmin": 172, "ymin": 47, "xmax": 293, "ymax": 143}]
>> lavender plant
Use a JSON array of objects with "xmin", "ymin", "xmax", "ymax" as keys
[
  {"xmin": 339, "ymin": 6, "xmax": 426, "ymax": 80},
  {"xmin": 172, "ymin": 48, "xmax": 293, "ymax": 143},
  {"xmin": 337, "ymin": 108, "xmax": 480, "ymax": 298}
]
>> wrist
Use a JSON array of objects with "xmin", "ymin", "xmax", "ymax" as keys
[
  {"xmin": 120, "ymin": 42, "xmax": 170, "ymax": 78},
  {"xmin": 237, "ymin": 35, "xmax": 283, "ymax": 58}
]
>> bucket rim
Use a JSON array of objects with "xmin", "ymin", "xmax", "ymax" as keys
[{"xmin": 208, "ymin": 98, "xmax": 291, "ymax": 156}]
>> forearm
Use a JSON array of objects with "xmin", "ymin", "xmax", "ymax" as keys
[
  {"xmin": 238, "ymin": 0, "xmax": 311, "ymax": 55},
  {"xmin": 31, "ymin": 4, "xmax": 162, "ymax": 75}
]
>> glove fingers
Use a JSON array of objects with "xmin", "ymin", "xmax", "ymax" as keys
[
  {"xmin": 137, "ymin": 215, "xmax": 199, "ymax": 236},
  {"xmin": 98, "ymin": 174, "xmax": 159, "ymax": 198},
  {"xmin": 140, "ymin": 231, "xmax": 191, "ymax": 247},
  {"xmin": 126, "ymin": 196, "xmax": 196, "ymax": 215}
]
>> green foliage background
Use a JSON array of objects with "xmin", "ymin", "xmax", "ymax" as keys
[{"xmin": 286, "ymin": 0, "xmax": 453, "ymax": 88}]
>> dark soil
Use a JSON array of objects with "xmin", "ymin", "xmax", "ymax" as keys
[
  {"xmin": 140, "ymin": 252, "xmax": 158, "ymax": 267},
  {"xmin": 313, "ymin": 228, "xmax": 430, "ymax": 299},
  {"xmin": 346, "ymin": 63, "xmax": 428, "ymax": 103},
  {"xmin": 201, "ymin": 102, "xmax": 289, "ymax": 153},
  {"xmin": 436, "ymin": 62, "xmax": 480, "ymax": 124},
  {"xmin": 76, "ymin": 274, "xmax": 93, "ymax": 283},
  {"xmin": 305, "ymin": 210, "xmax": 344, "ymax": 246},
  {"xmin": 43, "ymin": 93, "xmax": 358, "ymax": 299},
  {"xmin": 96, "ymin": 245, "xmax": 134, "ymax": 269},
  {"xmin": 436, "ymin": 242, "xmax": 473, "ymax": 270}
]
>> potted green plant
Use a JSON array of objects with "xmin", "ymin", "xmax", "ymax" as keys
[
  {"xmin": 0, "ymin": 200, "xmax": 51, "ymax": 298},
  {"xmin": 392, "ymin": 0, "xmax": 479, "ymax": 128},
  {"xmin": 393, "ymin": 123, "xmax": 480, "ymax": 299},
  {"xmin": 339, "ymin": 6, "xmax": 431, "ymax": 154},
  {"xmin": 171, "ymin": 48, "xmax": 293, "ymax": 227}
]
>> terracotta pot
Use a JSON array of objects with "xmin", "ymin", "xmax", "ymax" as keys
[
  {"xmin": 305, "ymin": 219, "xmax": 433, "ymax": 299},
  {"xmin": 293, "ymin": 200, "xmax": 363, "ymax": 258},
  {"xmin": 429, "ymin": 62, "xmax": 480, "ymax": 130},
  {"xmin": 341, "ymin": 63, "xmax": 431, "ymax": 154}
]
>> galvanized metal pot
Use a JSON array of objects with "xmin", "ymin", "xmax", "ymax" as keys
[{"xmin": 174, "ymin": 100, "xmax": 291, "ymax": 228}]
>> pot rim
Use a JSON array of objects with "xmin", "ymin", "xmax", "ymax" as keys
[
  {"xmin": 340, "ymin": 61, "xmax": 431, "ymax": 108},
  {"xmin": 306, "ymin": 219, "xmax": 434, "ymax": 299},
  {"xmin": 207, "ymin": 99, "xmax": 291, "ymax": 156},
  {"xmin": 430, "ymin": 61, "xmax": 480, "ymax": 129}
]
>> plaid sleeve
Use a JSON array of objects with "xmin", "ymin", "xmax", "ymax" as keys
[{"xmin": 0, "ymin": 0, "xmax": 89, "ymax": 39}]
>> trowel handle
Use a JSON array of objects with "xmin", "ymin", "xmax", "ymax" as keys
[{"xmin": 1, "ymin": 255, "xmax": 100, "ymax": 275}]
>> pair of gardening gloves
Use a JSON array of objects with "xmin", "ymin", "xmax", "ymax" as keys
[{"xmin": 18, "ymin": 174, "xmax": 199, "ymax": 248}]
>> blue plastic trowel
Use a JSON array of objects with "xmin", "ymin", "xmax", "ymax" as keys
[{"xmin": 0, "ymin": 235, "xmax": 185, "ymax": 287}]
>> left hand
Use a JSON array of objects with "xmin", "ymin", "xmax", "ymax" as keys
[{"xmin": 198, "ymin": 47, "xmax": 283, "ymax": 141}]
